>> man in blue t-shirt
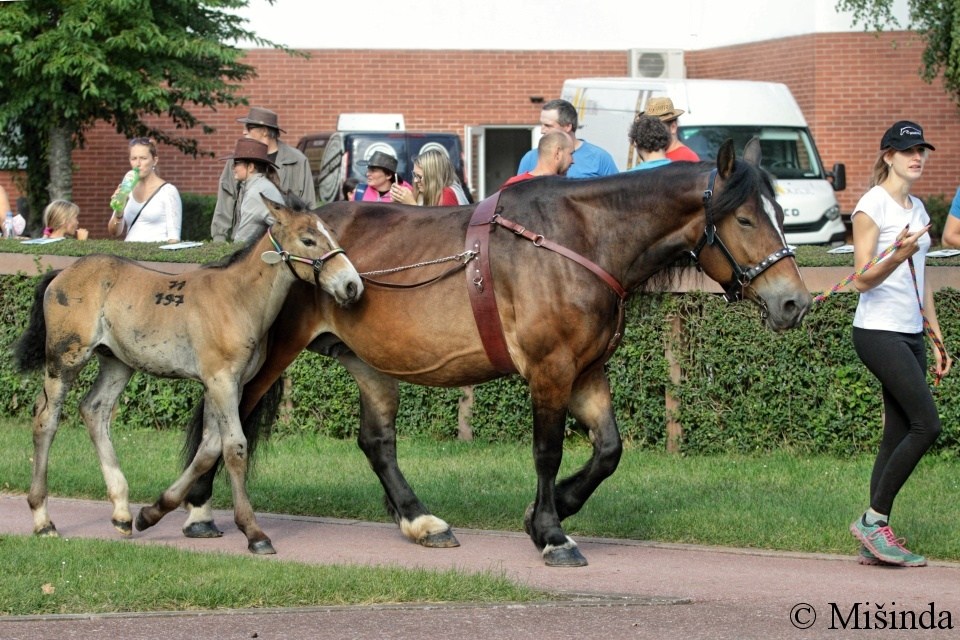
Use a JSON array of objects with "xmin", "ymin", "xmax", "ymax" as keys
[{"xmin": 516, "ymin": 99, "xmax": 618, "ymax": 179}]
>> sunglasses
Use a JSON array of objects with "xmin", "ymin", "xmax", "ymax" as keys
[{"xmin": 128, "ymin": 137, "xmax": 153, "ymax": 146}]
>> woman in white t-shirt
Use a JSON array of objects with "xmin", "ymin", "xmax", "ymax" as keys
[
  {"xmin": 108, "ymin": 137, "xmax": 182, "ymax": 242},
  {"xmin": 847, "ymin": 121, "xmax": 951, "ymax": 568}
]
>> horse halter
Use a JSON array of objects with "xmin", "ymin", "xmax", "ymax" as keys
[
  {"xmin": 688, "ymin": 169, "xmax": 796, "ymax": 303},
  {"xmin": 262, "ymin": 227, "xmax": 346, "ymax": 286}
]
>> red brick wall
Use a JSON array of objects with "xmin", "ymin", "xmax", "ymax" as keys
[
  {"xmin": 687, "ymin": 32, "xmax": 959, "ymax": 213},
  {"xmin": 6, "ymin": 34, "xmax": 959, "ymax": 237},
  {"xmin": 63, "ymin": 49, "xmax": 624, "ymax": 236}
]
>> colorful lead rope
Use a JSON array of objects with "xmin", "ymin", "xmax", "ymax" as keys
[
  {"xmin": 812, "ymin": 238, "xmax": 901, "ymax": 304},
  {"xmin": 814, "ymin": 237, "xmax": 947, "ymax": 385},
  {"xmin": 908, "ymin": 257, "xmax": 948, "ymax": 386}
]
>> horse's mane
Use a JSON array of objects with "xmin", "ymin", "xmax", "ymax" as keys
[
  {"xmin": 638, "ymin": 158, "xmax": 771, "ymax": 295},
  {"xmin": 708, "ymin": 159, "xmax": 772, "ymax": 222}
]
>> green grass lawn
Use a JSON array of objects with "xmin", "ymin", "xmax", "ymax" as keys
[{"xmin": 0, "ymin": 535, "xmax": 545, "ymax": 616}]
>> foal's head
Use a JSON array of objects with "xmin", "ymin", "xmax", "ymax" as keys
[{"xmin": 261, "ymin": 195, "xmax": 363, "ymax": 306}]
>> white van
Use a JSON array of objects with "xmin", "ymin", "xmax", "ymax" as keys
[{"xmin": 562, "ymin": 78, "xmax": 847, "ymax": 245}]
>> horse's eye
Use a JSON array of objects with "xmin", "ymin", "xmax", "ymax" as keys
[
  {"xmin": 736, "ymin": 216, "xmax": 753, "ymax": 227},
  {"xmin": 302, "ymin": 238, "xmax": 316, "ymax": 247}
]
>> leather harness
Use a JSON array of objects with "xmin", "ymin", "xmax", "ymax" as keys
[{"xmin": 465, "ymin": 192, "xmax": 628, "ymax": 376}]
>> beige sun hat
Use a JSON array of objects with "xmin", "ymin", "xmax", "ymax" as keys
[{"xmin": 641, "ymin": 97, "xmax": 685, "ymax": 122}]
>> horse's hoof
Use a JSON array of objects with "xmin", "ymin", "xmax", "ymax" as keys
[
  {"xmin": 248, "ymin": 539, "xmax": 276, "ymax": 555},
  {"xmin": 419, "ymin": 528, "xmax": 460, "ymax": 548},
  {"xmin": 182, "ymin": 521, "xmax": 224, "ymax": 539},
  {"xmin": 35, "ymin": 524, "xmax": 59, "ymax": 537},
  {"xmin": 112, "ymin": 519, "xmax": 133, "ymax": 536},
  {"xmin": 543, "ymin": 544, "xmax": 589, "ymax": 568},
  {"xmin": 135, "ymin": 510, "xmax": 154, "ymax": 532}
]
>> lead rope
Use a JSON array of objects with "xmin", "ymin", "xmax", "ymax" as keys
[
  {"xmin": 812, "ymin": 238, "xmax": 901, "ymax": 304},
  {"xmin": 908, "ymin": 256, "xmax": 948, "ymax": 386},
  {"xmin": 813, "ymin": 237, "xmax": 946, "ymax": 386}
]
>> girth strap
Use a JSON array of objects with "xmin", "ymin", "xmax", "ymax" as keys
[
  {"xmin": 492, "ymin": 216, "xmax": 627, "ymax": 300},
  {"xmin": 465, "ymin": 193, "xmax": 518, "ymax": 374}
]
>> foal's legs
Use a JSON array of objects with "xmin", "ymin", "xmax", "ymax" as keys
[
  {"xmin": 343, "ymin": 353, "xmax": 458, "ymax": 548},
  {"xmin": 79, "ymin": 355, "xmax": 135, "ymax": 534},
  {"xmin": 182, "ymin": 312, "xmax": 316, "ymax": 539},
  {"xmin": 27, "ymin": 371, "xmax": 74, "ymax": 536},
  {"xmin": 553, "ymin": 366, "xmax": 623, "ymax": 521},
  {"xmin": 137, "ymin": 383, "xmax": 275, "ymax": 554}
]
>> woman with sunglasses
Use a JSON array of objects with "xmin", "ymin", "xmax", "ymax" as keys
[{"xmin": 108, "ymin": 137, "xmax": 182, "ymax": 242}]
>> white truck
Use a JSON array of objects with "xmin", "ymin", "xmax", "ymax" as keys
[{"xmin": 562, "ymin": 78, "xmax": 847, "ymax": 245}]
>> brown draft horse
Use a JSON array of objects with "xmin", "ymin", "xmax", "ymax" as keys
[
  {"xmin": 181, "ymin": 139, "xmax": 811, "ymax": 566},
  {"xmin": 14, "ymin": 197, "xmax": 363, "ymax": 555}
]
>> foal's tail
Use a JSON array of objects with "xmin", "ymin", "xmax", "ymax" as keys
[
  {"xmin": 182, "ymin": 375, "xmax": 285, "ymax": 472},
  {"xmin": 13, "ymin": 270, "xmax": 59, "ymax": 373}
]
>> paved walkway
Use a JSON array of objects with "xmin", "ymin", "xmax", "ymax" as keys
[{"xmin": 2, "ymin": 494, "xmax": 959, "ymax": 639}]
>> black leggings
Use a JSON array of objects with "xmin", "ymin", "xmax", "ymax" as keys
[{"xmin": 853, "ymin": 327, "xmax": 941, "ymax": 516}]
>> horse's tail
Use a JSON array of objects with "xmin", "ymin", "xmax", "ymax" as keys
[
  {"xmin": 13, "ymin": 270, "xmax": 59, "ymax": 373},
  {"xmin": 181, "ymin": 375, "xmax": 284, "ymax": 472},
  {"xmin": 182, "ymin": 398, "xmax": 208, "ymax": 470},
  {"xmin": 242, "ymin": 376, "xmax": 285, "ymax": 462}
]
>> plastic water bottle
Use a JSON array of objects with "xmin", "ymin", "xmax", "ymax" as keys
[
  {"xmin": 110, "ymin": 167, "xmax": 140, "ymax": 213},
  {"xmin": 2, "ymin": 212, "xmax": 14, "ymax": 239}
]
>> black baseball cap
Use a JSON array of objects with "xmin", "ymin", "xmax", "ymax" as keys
[{"xmin": 880, "ymin": 120, "xmax": 935, "ymax": 151}]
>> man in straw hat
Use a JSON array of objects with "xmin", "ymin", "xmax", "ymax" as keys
[
  {"xmin": 515, "ymin": 99, "xmax": 617, "ymax": 179},
  {"xmin": 640, "ymin": 96, "xmax": 700, "ymax": 162},
  {"xmin": 222, "ymin": 137, "xmax": 283, "ymax": 244},
  {"xmin": 211, "ymin": 106, "xmax": 316, "ymax": 242}
]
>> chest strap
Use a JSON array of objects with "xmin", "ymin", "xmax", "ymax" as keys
[{"xmin": 465, "ymin": 193, "xmax": 517, "ymax": 374}]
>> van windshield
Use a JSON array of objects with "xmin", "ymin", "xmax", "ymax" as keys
[{"xmin": 678, "ymin": 126, "xmax": 825, "ymax": 180}]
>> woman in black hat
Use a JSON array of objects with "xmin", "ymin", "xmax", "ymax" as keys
[
  {"xmin": 847, "ymin": 121, "xmax": 951, "ymax": 568},
  {"xmin": 226, "ymin": 137, "xmax": 283, "ymax": 244},
  {"xmin": 357, "ymin": 150, "xmax": 411, "ymax": 202}
]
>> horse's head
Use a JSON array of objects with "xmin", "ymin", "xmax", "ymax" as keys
[
  {"xmin": 690, "ymin": 138, "xmax": 811, "ymax": 330},
  {"xmin": 261, "ymin": 195, "xmax": 363, "ymax": 306}
]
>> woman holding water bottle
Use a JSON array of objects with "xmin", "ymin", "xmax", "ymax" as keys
[{"xmin": 108, "ymin": 137, "xmax": 182, "ymax": 242}]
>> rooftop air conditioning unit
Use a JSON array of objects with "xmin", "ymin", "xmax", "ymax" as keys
[{"xmin": 628, "ymin": 49, "xmax": 685, "ymax": 79}]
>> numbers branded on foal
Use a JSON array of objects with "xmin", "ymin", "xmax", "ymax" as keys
[{"xmin": 154, "ymin": 280, "xmax": 187, "ymax": 306}]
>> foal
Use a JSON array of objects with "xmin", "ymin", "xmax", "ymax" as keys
[{"xmin": 14, "ymin": 197, "xmax": 362, "ymax": 554}]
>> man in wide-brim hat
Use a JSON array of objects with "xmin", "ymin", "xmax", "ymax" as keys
[
  {"xmin": 211, "ymin": 106, "xmax": 316, "ymax": 243},
  {"xmin": 221, "ymin": 137, "xmax": 284, "ymax": 244}
]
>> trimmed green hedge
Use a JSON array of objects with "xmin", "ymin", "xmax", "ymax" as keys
[{"xmin": 3, "ymin": 267, "xmax": 958, "ymax": 455}]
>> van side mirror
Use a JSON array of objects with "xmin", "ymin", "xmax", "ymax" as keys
[{"xmin": 827, "ymin": 163, "xmax": 846, "ymax": 192}]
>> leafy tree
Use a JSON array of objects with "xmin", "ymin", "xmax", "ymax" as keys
[
  {"xmin": 836, "ymin": 0, "xmax": 960, "ymax": 106},
  {"xmin": 0, "ymin": 0, "xmax": 287, "ymax": 228}
]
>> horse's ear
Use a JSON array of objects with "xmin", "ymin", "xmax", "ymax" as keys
[
  {"xmin": 717, "ymin": 139, "xmax": 736, "ymax": 179},
  {"xmin": 260, "ymin": 194, "xmax": 286, "ymax": 225},
  {"xmin": 743, "ymin": 137, "xmax": 762, "ymax": 167}
]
